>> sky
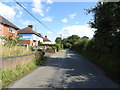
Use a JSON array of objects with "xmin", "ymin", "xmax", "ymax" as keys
[{"xmin": 0, "ymin": 0, "xmax": 97, "ymax": 43}]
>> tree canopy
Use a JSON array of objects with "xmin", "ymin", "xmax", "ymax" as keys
[
  {"xmin": 55, "ymin": 37, "xmax": 62, "ymax": 44},
  {"xmin": 67, "ymin": 35, "xmax": 80, "ymax": 45},
  {"xmin": 88, "ymin": 2, "xmax": 120, "ymax": 54}
]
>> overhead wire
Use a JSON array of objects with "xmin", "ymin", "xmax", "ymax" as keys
[{"xmin": 13, "ymin": 0, "xmax": 59, "ymax": 36}]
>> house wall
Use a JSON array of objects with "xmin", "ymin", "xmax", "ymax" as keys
[
  {"xmin": 20, "ymin": 34, "xmax": 33, "ymax": 40},
  {"xmin": 0, "ymin": 24, "xmax": 3, "ymax": 36},
  {"xmin": 20, "ymin": 34, "xmax": 43, "ymax": 46},
  {"xmin": 32, "ymin": 34, "xmax": 43, "ymax": 43},
  {"xmin": 0, "ymin": 25, "xmax": 18, "ymax": 39},
  {"xmin": 43, "ymin": 41, "xmax": 52, "ymax": 44}
]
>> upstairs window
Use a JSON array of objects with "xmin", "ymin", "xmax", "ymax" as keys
[{"xmin": 9, "ymin": 27, "xmax": 14, "ymax": 33}]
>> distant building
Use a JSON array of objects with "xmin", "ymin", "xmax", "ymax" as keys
[
  {"xmin": 0, "ymin": 15, "xmax": 19, "ymax": 40},
  {"xmin": 43, "ymin": 36, "xmax": 52, "ymax": 44},
  {"xmin": 19, "ymin": 25, "xmax": 43, "ymax": 46}
]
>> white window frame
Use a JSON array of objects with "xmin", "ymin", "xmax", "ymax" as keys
[{"xmin": 9, "ymin": 27, "xmax": 14, "ymax": 33}]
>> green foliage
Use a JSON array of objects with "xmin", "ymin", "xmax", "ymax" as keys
[
  {"xmin": 68, "ymin": 35, "xmax": 80, "ymax": 45},
  {"xmin": 52, "ymin": 46, "xmax": 57, "ymax": 50},
  {"xmin": 56, "ymin": 44, "xmax": 64, "ymax": 51},
  {"xmin": 76, "ymin": 2, "xmax": 120, "ymax": 79},
  {"xmin": 35, "ymin": 52, "xmax": 45, "ymax": 66},
  {"xmin": 88, "ymin": 2, "xmax": 120, "ymax": 56},
  {"xmin": 62, "ymin": 38, "xmax": 71, "ymax": 48},
  {"xmin": 2, "ymin": 61, "xmax": 37, "ymax": 87},
  {"xmin": 62, "ymin": 35, "xmax": 80, "ymax": 48},
  {"xmin": 1, "ymin": 46, "xmax": 33, "ymax": 58},
  {"xmin": 55, "ymin": 37, "xmax": 62, "ymax": 44},
  {"xmin": 28, "ymin": 46, "xmax": 34, "ymax": 51},
  {"xmin": 72, "ymin": 39, "xmax": 89, "ymax": 53},
  {"xmin": 46, "ymin": 46, "xmax": 52, "ymax": 50},
  {"xmin": 72, "ymin": 39, "xmax": 120, "ymax": 76},
  {"xmin": 82, "ymin": 36, "xmax": 89, "ymax": 40},
  {"xmin": 38, "ymin": 41, "xmax": 43, "ymax": 46},
  {"xmin": 1, "ymin": 52, "xmax": 45, "ymax": 87},
  {"xmin": 1, "ymin": 34, "xmax": 22, "ymax": 47}
]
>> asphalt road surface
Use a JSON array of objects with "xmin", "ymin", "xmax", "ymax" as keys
[{"xmin": 9, "ymin": 50, "xmax": 119, "ymax": 88}]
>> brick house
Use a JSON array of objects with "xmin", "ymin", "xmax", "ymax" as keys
[
  {"xmin": 19, "ymin": 25, "xmax": 43, "ymax": 46},
  {"xmin": 43, "ymin": 36, "xmax": 52, "ymax": 44},
  {"xmin": 0, "ymin": 15, "xmax": 19, "ymax": 40}
]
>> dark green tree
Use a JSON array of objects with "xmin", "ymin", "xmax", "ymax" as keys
[
  {"xmin": 68, "ymin": 35, "xmax": 80, "ymax": 45},
  {"xmin": 82, "ymin": 36, "xmax": 89, "ymax": 40},
  {"xmin": 62, "ymin": 38, "xmax": 72, "ymax": 48},
  {"xmin": 38, "ymin": 41, "xmax": 42, "ymax": 46},
  {"xmin": 55, "ymin": 37, "xmax": 62, "ymax": 44},
  {"xmin": 88, "ymin": 2, "xmax": 120, "ymax": 54}
]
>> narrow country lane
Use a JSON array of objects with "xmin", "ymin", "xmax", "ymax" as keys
[{"xmin": 9, "ymin": 50, "xmax": 119, "ymax": 88}]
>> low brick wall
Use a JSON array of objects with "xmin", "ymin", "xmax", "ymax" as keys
[
  {"xmin": 1, "ymin": 54, "xmax": 35, "ymax": 70},
  {"xmin": 45, "ymin": 49, "xmax": 56, "ymax": 53}
]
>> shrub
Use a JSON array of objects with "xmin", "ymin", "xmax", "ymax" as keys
[
  {"xmin": 28, "ymin": 46, "xmax": 34, "ymax": 51},
  {"xmin": 72, "ymin": 39, "xmax": 89, "ymax": 53}
]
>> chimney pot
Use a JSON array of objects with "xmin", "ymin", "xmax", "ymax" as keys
[{"xmin": 28, "ymin": 25, "xmax": 33, "ymax": 29}]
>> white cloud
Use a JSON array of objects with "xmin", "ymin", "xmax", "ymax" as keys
[
  {"xmin": 41, "ymin": 17, "xmax": 53, "ymax": 22},
  {"xmin": 12, "ymin": 5, "xmax": 23, "ymax": 18},
  {"xmin": 69, "ymin": 14, "xmax": 76, "ymax": 19},
  {"xmin": 46, "ymin": 0, "xmax": 53, "ymax": 4},
  {"xmin": 62, "ymin": 18, "xmax": 68, "ymax": 23},
  {"xmin": 20, "ymin": 20, "xmax": 35, "ymax": 25},
  {"xmin": 32, "ymin": 0, "xmax": 44, "ymax": 16},
  {"xmin": 61, "ymin": 25, "xmax": 95, "ymax": 39},
  {"xmin": 75, "ymin": 22, "xmax": 79, "ymax": 24},
  {"xmin": 0, "ymin": 2, "xmax": 16, "ymax": 19},
  {"xmin": 46, "ymin": 7, "xmax": 50, "ymax": 12},
  {"xmin": 46, "ymin": 31, "xmax": 53, "ymax": 34}
]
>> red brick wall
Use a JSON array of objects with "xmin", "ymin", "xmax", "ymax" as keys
[
  {"xmin": 21, "ymin": 40, "xmax": 30, "ymax": 45},
  {"xmin": 21, "ymin": 40, "xmax": 38, "ymax": 46},
  {"xmin": 1, "ymin": 54, "xmax": 35, "ymax": 70},
  {"xmin": 3, "ymin": 25, "xmax": 18, "ymax": 39},
  {"xmin": 0, "ymin": 24, "xmax": 3, "ymax": 36}
]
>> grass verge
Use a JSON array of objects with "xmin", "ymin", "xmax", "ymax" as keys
[{"xmin": 1, "ymin": 52, "xmax": 47, "ymax": 87}]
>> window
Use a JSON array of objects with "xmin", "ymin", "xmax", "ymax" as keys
[{"xmin": 9, "ymin": 27, "xmax": 14, "ymax": 33}]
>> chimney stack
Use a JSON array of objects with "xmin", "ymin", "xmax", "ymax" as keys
[{"xmin": 28, "ymin": 25, "xmax": 33, "ymax": 29}]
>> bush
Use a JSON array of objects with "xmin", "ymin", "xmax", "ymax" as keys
[
  {"xmin": 72, "ymin": 38, "xmax": 120, "ymax": 82},
  {"xmin": 46, "ymin": 47, "xmax": 52, "ymax": 50},
  {"xmin": 72, "ymin": 39, "xmax": 89, "ymax": 53},
  {"xmin": 28, "ymin": 46, "xmax": 34, "ymax": 51},
  {"xmin": 52, "ymin": 46, "xmax": 57, "ymax": 50}
]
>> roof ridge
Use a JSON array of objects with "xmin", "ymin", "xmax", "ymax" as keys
[
  {"xmin": 19, "ymin": 26, "xmax": 42, "ymax": 38},
  {"xmin": 0, "ymin": 15, "xmax": 19, "ymax": 30}
]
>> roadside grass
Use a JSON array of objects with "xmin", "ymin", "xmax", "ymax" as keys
[
  {"xmin": 72, "ymin": 39, "xmax": 120, "ymax": 83},
  {"xmin": 1, "ymin": 60, "xmax": 37, "ymax": 87},
  {"xmin": 1, "ymin": 46, "xmax": 33, "ymax": 58},
  {"xmin": 1, "ymin": 53, "xmax": 46, "ymax": 87}
]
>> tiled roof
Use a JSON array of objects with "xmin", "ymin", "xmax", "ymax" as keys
[
  {"xmin": 19, "ymin": 27, "xmax": 42, "ymax": 38},
  {"xmin": 0, "ymin": 15, "xmax": 19, "ymax": 30}
]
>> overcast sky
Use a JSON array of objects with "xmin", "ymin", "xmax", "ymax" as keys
[{"xmin": 0, "ymin": 0, "xmax": 97, "ymax": 43}]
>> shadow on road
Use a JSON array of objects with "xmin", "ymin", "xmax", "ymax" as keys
[{"xmin": 39, "ymin": 50, "xmax": 118, "ymax": 88}]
